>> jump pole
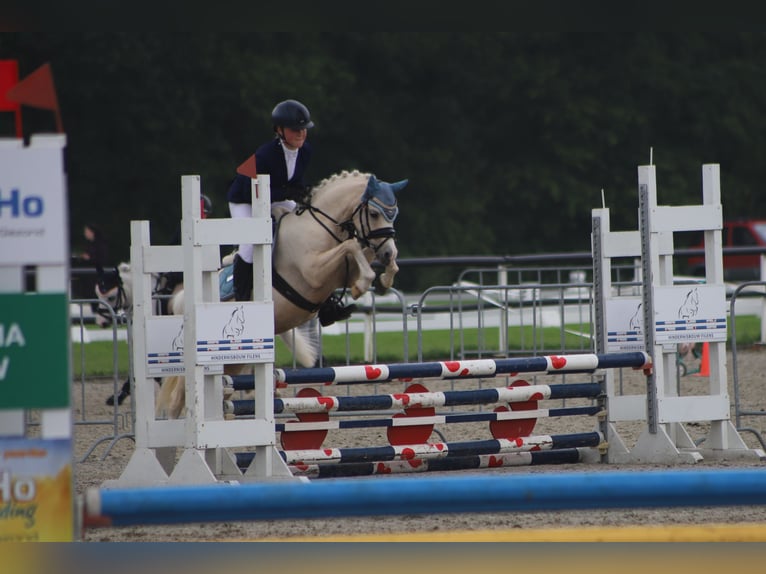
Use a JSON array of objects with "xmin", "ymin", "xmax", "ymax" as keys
[
  {"xmin": 83, "ymin": 467, "xmax": 766, "ymax": 527},
  {"xmin": 267, "ymin": 351, "xmax": 652, "ymax": 385}
]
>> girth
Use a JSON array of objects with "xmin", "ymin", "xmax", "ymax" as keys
[{"xmin": 272, "ymin": 268, "xmax": 322, "ymax": 313}]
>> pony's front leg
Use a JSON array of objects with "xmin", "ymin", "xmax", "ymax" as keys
[
  {"xmin": 303, "ymin": 239, "xmax": 375, "ymax": 299},
  {"xmin": 347, "ymin": 242, "xmax": 376, "ymax": 299},
  {"xmin": 378, "ymin": 259, "xmax": 399, "ymax": 291}
]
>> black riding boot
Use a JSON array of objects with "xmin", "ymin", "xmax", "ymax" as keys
[
  {"xmin": 233, "ymin": 253, "xmax": 254, "ymax": 301},
  {"xmin": 317, "ymin": 293, "xmax": 357, "ymax": 327}
]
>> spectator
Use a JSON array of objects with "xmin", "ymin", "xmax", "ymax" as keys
[{"xmin": 79, "ymin": 223, "xmax": 109, "ymax": 267}]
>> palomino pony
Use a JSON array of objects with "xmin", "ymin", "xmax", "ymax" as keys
[{"xmin": 101, "ymin": 170, "xmax": 408, "ymax": 416}]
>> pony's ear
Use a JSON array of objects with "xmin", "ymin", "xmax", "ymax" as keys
[
  {"xmin": 391, "ymin": 179, "xmax": 408, "ymax": 194},
  {"xmin": 363, "ymin": 174, "xmax": 379, "ymax": 201}
]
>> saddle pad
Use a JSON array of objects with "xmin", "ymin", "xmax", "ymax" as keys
[{"xmin": 219, "ymin": 263, "xmax": 235, "ymax": 301}]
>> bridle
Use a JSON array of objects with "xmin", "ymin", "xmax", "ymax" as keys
[
  {"xmin": 95, "ymin": 267, "xmax": 129, "ymax": 322},
  {"xmin": 295, "ymin": 194, "xmax": 397, "ymax": 254}
]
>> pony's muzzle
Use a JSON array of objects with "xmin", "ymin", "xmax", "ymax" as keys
[{"xmin": 377, "ymin": 240, "xmax": 398, "ymax": 267}]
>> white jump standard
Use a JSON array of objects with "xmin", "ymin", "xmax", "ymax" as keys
[{"xmin": 592, "ymin": 163, "xmax": 765, "ymax": 464}]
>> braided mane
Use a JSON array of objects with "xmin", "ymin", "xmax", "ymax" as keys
[{"xmin": 310, "ymin": 170, "xmax": 371, "ymax": 198}]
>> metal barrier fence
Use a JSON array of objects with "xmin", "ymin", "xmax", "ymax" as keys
[
  {"xmin": 730, "ymin": 281, "xmax": 766, "ymax": 451},
  {"xmin": 69, "ymin": 298, "xmax": 134, "ymax": 461}
]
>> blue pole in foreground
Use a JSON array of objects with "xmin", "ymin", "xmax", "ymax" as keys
[{"xmin": 85, "ymin": 468, "xmax": 766, "ymax": 528}]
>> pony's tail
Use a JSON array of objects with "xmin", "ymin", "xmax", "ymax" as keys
[
  {"xmin": 279, "ymin": 322, "xmax": 320, "ymax": 368},
  {"xmin": 155, "ymin": 375, "xmax": 186, "ymax": 419}
]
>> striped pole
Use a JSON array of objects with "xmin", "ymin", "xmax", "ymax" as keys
[
  {"xmin": 83, "ymin": 468, "xmax": 766, "ymax": 528},
  {"xmin": 228, "ymin": 380, "xmax": 605, "ymax": 450},
  {"xmin": 233, "ymin": 402, "xmax": 600, "ymax": 423},
  {"xmin": 288, "ymin": 448, "xmax": 585, "ymax": 478},
  {"xmin": 229, "ymin": 382, "xmax": 602, "ymax": 415},
  {"xmin": 226, "ymin": 351, "xmax": 651, "ymax": 389},
  {"xmin": 235, "ymin": 431, "xmax": 602, "ymax": 466}
]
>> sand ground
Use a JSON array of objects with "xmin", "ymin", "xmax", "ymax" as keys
[{"xmin": 73, "ymin": 347, "xmax": 766, "ymax": 542}]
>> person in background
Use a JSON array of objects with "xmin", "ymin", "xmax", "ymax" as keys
[
  {"xmin": 73, "ymin": 223, "xmax": 110, "ymax": 312},
  {"xmin": 226, "ymin": 98, "xmax": 354, "ymax": 327},
  {"xmin": 79, "ymin": 223, "xmax": 109, "ymax": 267}
]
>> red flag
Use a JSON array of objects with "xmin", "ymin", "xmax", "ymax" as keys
[
  {"xmin": 6, "ymin": 62, "xmax": 63, "ymax": 133},
  {"xmin": 236, "ymin": 154, "xmax": 257, "ymax": 178},
  {"xmin": 0, "ymin": 60, "xmax": 22, "ymax": 137}
]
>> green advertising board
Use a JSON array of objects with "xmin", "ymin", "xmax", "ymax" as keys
[{"xmin": 0, "ymin": 292, "xmax": 69, "ymax": 409}]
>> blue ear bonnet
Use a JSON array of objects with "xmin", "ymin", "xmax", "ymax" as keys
[{"xmin": 363, "ymin": 174, "xmax": 408, "ymax": 222}]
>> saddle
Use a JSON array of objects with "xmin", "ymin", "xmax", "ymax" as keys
[{"xmin": 219, "ymin": 207, "xmax": 356, "ymax": 324}]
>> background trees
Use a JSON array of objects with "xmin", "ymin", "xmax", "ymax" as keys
[{"xmin": 3, "ymin": 33, "xmax": 766, "ymax": 290}]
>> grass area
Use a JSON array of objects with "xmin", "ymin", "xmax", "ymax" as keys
[{"xmin": 71, "ymin": 315, "xmax": 764, "ymax": 378}]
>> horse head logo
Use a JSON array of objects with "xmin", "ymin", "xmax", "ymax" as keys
[
  {"xmin": 678, "ymin": 287, "xmax": 700, "ymax": 320},
  {"xmin": 222, "ymin": 305, "xmax": 246, "ymax": 340},
  {"xmin": 629, "ymin": 302, "xmax": 643, "ymax": 332},
  {"xmin": 171, "ymin": 323, "xmax": 184, "ymax": 351}
]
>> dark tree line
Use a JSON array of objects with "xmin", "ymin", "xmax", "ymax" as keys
[{"xmin": 3, "ymin": 33, "xmax": 766, "ymax": 290}]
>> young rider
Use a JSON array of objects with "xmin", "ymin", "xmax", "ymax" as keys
[{"xmin": 226, "ymin": 99, "xmax": 354, "ymax": 326}]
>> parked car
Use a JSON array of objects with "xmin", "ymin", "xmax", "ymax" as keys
[{"xmin": 687, "ymin": 219, "xmax": 766, "ymax": 280}]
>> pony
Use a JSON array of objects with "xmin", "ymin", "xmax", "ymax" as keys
[
  {"xmin": 99, "ymin": 170, "xmax": 407, "ymax": 415},
  {"xmin": 157, "ymin": 170, "xmax": 407, "ymax": 418},
  {"xmin": 93, "ymin": 263, "xmax": 133, "ymax": 328}
]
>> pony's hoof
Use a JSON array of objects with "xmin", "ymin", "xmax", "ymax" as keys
[
  {"xmin": 373, "ymin": 274, "xmax": 393, "ymax": 295},
  {"xmin": 105, "ymin": 391, "xmax": 128, "ymax": 406}
]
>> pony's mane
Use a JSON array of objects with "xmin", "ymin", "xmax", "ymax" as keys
[{"xmin": 310, "ymin": 170, "xmax": 371, "ymax": 198}]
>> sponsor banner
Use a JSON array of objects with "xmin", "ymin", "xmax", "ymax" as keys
[
  {"xmin": 195, "ymin": 302, "xmax": 275, "ymax": 364},
  {"xmin": 145, "ymin": 316, "xmax": 223, "ymax": 376},
  {"xmin": 606, "ymin": 285, "xmax": 727, "ymax": 351},
  {"xmin": 0, "ymin": 141, "xmax": 67, "ymax": 265},
  {"xmin": 0, "ymin": 437, "xmax": 73, "ymax": 542},
  {"xmin": 605, "ymin": 296, "xmax": 646, "ymax": 352},
  {"xmin": 0, "ymin": 293, "xmax": 69, "ymax": 409},
  {"xmin": 145, "ymin": 301, "xmax": 274, "ymax": 372},
  {"xmin": 654, "ymin": 284, "xmax": 727, "ymax": 344}
]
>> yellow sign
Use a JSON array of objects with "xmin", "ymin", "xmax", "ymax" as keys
[{"xmin": 0, "ymin": 438, "xmax": 73, "ymax": 542}]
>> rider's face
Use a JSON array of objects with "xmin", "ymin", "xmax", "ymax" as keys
[{"xmin": 281, "ymin": 127, "xmax": 307, "ymax": 150}]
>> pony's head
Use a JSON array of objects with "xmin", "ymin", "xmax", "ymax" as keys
[
  {"xmin": 358, "ymin": 174, "xmax": 407, "ymax": 268},
  {"xmin": 307, "ymin": 171, "xmax": 407, "ymax": 268},
  {"xmin": 94, "ymin": 263, "xmax": 132, "ymax": 326}
]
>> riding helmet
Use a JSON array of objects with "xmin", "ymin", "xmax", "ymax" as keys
[{"xmin": 271, "ymin": 99, "xmax": 314, "ymax": 130}]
